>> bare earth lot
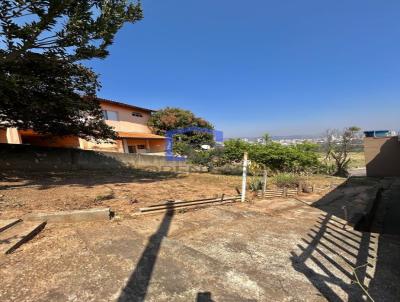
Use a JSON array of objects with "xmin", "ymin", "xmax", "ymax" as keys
[
  {"xmin": 1, "ymin": 171, "xmax": 399, "ymax": 301},
  {"xmin": 0, "ymin": 171, "xmax": 343, "ymax": 219},
  {"xmin": 0, "ymin": 171, "xmax": 243, "ymax": 219}
]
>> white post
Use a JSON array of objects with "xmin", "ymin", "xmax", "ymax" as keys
[
  {"xmin": 122, "ymin": 139, "xmax": 129, "ymax": 154},
  {"xmin": 241, "ymin": 152, "xmax": 248, "ymax": 202},
  {"xmin": 262, "ymin": 169, "xmax": 268, "ymax": 197}
]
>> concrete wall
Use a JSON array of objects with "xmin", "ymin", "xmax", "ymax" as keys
[
  {"xmin": 364, "ymin": 137, "xmax": 400, "ymax": 177},
  {"xmin": 0, "ymin": 143, "xmax": 193, "ymax": 172}
]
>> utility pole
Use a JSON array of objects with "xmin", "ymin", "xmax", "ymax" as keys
[{"xmin": 241, "ymin": 152, "xmax": 248, "ymax": 202}]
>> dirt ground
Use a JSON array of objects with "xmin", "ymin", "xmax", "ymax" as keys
[
  {"xmin": 0, "ymin": 170, "xmax": 399, "ymax": 301},
  {"xmin": 0, "ymin": 170, "xmax": 344, "ymax": 219},
  {"xmin": 1, "ymin": 190, "xmax": 399, "ymax": 301},
  {"xmin": 0, "ymin": 172, "xmax": 400, "ymax": 302}
]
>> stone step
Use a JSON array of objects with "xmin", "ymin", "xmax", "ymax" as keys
[
  {"xmin": 0, "ymin": 221, "xmax": 46, "ymax": 254},
  {"xmin": 0, "ymin": 219, "xmax": 22, "ymax": 233}
]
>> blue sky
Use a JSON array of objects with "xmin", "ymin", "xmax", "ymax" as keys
[{"xmin": 87, "ymin": 0, "xmax": 400, "ymax": 138}]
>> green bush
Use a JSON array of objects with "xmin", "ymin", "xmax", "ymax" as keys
[
  {"xmin": 273, "ymin": 173, "xmax": 303, "ymax": 188},
  {"xmin": 173, "ymin": 141, "xmax": 193, "ymax": 156},
  {"xmin": 249, "ymin": 177, "xmax": 264, "ymax": 191},
  {"xmin": 188, "ymin": 139, "xmax": 322, "ymax": 176},
  {"xmin": 219, "ymin": 139, "xmax": 320, "ymax": 173},
  {"xmin": 188, "ymin": 147, "xmax": 225, "ymax": 172},
  {"xmin": 188, "ymin": 150, "xmax": 212, "ymax": 171}
]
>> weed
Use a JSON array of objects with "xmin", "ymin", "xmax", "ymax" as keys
[{"xmin": 94, "ymin": 191, "xmax": 115, "ymax": 202}]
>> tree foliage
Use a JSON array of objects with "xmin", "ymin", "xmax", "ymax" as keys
[
  {"xmin": 0, "ymin": 1, "xmax": 142, "ymax": 140},
  {"xmin": 148, "ymin": 107, "xmax": 215, "ymax": 153},
  {"xmin": 262, "ymin": 132, "xmax": 271, "ymax": 144},
  {"xmin": 210, "ymin": 139, "xmax": 320, "ymax": 173}
]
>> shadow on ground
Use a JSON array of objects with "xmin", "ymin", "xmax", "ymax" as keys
[
  {"xmin": 118, "ymin": 203, "xmax": 175, "ymax": 302},
  {"xmin": 292, "ymin": 177, "xmax": 400, "ymax": 301},
  {"xmin": 84, "ymin": 176, "xmax": 399, "ymax": 301},
  {"xmin": 0, "ymin": 169, "xmax": 182, "ymax": 191}
]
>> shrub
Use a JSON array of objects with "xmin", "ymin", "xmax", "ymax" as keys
[
  {"xmin": 173, "ymin": 141, "xmax": 193, "ymax": 156},
  {"xmin": 273, "ymin": 173, "xmax": 303, "ymax": 188},
  {"xmin": 219, "ymin": 139, "xmax": 250, "ymax": 164},
  {"xmin": 188, "ymin": 139, "xmax": 322, "ymax": 176},
  {"xmin": 249, "ymin": 177, "xmax": 264, "ymax": 191},
  {"xmin": 188, "ymin": 147, "xmax": 225, "ymax": 172},
  {"xmin": 188, "ymin": 150, "xmax": 212, "ymax": 171}
]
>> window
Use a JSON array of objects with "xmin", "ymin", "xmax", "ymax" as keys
[
  {"xmin": 102, "ymin": 110, "xmax": 119, "ymax": 121},
  {"xmin": 128, "ymin": 146, "xmax": 136, "ymax": 153},
  {"xmin": 137, "ymin": 144, "xmax": 146, "ymax": 150},
  {"xmin": 132, "ymin": 112, "xmax": 143, "ymax": 118}
]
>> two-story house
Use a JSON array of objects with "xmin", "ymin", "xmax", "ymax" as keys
[{"xmin": 0, "ymin": 98, "xmax": 166, "ymax": 154}]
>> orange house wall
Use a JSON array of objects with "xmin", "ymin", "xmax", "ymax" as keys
[
  {"xmin": 0, "ymin": 129, "xmax": 7, "ymax": 143},
  {"xmin": 125, "ymin": 138, "xmax": 165, "ymax": 153},
  {"xmin": 1, "ymin": 101, "xmax": 164, "ymax": 153},
  {"xmin": 20, "ymin": 135, "xmax": 80, "ymax": 148},
  {"xmin": 100, "ymin": 102, "xmax": 152, "ymax": 134},
  {"xmin": 149, "ymin": 140, "xmax": 165, "ymax": 152}
]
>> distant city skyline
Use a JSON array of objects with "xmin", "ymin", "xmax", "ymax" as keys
[{"xmin": 88, "ymin": 1, "xmax": 400, "ymax": 137}]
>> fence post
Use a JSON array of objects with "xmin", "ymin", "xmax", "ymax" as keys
[
  {"xmin": 297, "ymin": 182, "xmax": 303, "ymax": 195},
  {"xmin": 262, "ymin": 169, "xmax": 268, "ymax": 198},
  {"xmin": 241, "ymin": 152, "xmax": 248, "ymax": 202},
  {"xmin": 342, "ymin": 205, "xmax": 348, "ymax": 229},
  {"xmin": 283, "ymin": 187, "xmax": 288, "ymax": 198}
]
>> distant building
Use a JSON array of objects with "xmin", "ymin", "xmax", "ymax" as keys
[
  {"xmin": 364, "ymin": 130, "xmax": 400, "ymax": 177},
  {"xmin": 0, "ymin": 98, "xmax": 166, "ymax": 154}
]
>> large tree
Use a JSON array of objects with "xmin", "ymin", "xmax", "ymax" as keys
[
  {"xmin": 148, "ymin": 107, "xmax": 215, "ymax": 154},
  {"xmin": 0, "ymin": 1, "xmax": 142, "ymax": 140}
]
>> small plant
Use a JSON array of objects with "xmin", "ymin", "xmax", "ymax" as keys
[
  {"xmin": 94, "ymin": 191, "xmax": 115, "ymax": 203},
  {"xmin": 249, "ymin": 177, "xmax": 264, "ymax": 191},
  {"xmin": 273, "ymin": 173, "xmax": 303, "ymax": 188}
]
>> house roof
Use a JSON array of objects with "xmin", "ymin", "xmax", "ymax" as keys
[
  {"xmin": 117, "ymin": 132, "xmax": 165, "ymax": 139},
  {"xmin": 97, "ymin": 98, "xmax": 156, "ymax": 113}
]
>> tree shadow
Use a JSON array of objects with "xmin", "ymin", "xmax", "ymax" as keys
[
  {"xmin": 118, "ymin": 203, "xmax": 175, "ymax": 302},
  {"xmin": 0, "ymin": 144, "xmax": 183, "ymax": 190},
  {"xmin": 0, "ymin": 169, "xmax": 181, "ymax": 191}
]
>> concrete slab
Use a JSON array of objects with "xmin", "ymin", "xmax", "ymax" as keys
[
  {"xmin": 24, "ymin": 208, "xmax": 110, "ymax": 223},
  {"xmin": 1, "ymin": 197, "xmax": 399, "ymax": 301}
]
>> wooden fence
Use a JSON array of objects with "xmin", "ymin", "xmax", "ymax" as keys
[{"xmin": 257, "ymin": 187, "xmax": 302, "ymax": 199}]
